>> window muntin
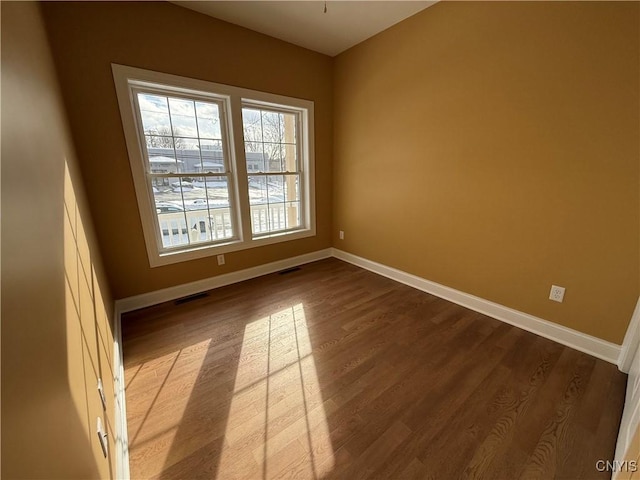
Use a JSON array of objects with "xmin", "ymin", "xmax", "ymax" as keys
[
  {"xmin": 133, "ymin": 89, "xmax": 236, "ymax": 250},
  {"xmin": 242, "ymin": 106, "xmax": 302, "ymax": 236}
]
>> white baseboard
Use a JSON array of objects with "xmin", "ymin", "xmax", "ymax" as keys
[
  {"xmin": 115, "ymin": 245, "xmax": 626, "ymax": 364},
  {"xmin": 113, "ymin": 303, "xmax": 130, "ymax": 480},
  {"xmin": 619, "ymin": 297, "xmax": 640, "ymax": 373},
  {"xmin": 332, "ymin": 248, "xmax": 622, "ymax": 365},
  {"xmin": 115, "ymin": 248, "xmax": 333, "ymax": 314}
]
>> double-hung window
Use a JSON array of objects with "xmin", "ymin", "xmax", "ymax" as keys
[
  {"xmin": 242, "ymin": 104, "xmax": 302, "ymax": 236},
  {"xmin": 134, "ymin": 89, "xmax": 236, "ymax": 248},
  {"xmin": 112, "ymin": 65, "xmax": 315, "ymax": 267}
]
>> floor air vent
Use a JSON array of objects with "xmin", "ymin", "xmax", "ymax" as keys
[
  {"xmin": 174, "ymin": 292, "xmax": 209, "ymax": 305},
  {"xmin": 278, "ymin": 266, "xmax": 301, "ymax": 275}
]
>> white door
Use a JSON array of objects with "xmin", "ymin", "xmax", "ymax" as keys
[{"xmin": 614, "ymin": 298, "xmax": 640, "ymax": 475}]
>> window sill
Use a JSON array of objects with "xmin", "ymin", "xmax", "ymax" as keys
[{"xmin": 149, "ymin": 228, "xmax": 316, "ymax": 267}]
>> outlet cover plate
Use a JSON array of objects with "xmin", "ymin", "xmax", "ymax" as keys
[{"xmin": 549, "ymin": 285, "xmax": 565, "ymax": 303}]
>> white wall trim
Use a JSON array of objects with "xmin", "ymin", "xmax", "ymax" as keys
[
  {"xmin": 113, "ymin": 303, "xmax": 130, "ymax": 480},
  {"xmin": 613, "ymin": 296, "xmax": 640, "ymax": 475},
  {"xmin": 619, "ymin": 296, "xmax": 640, "ymax": 373},
  {"xmin": 331, "ymin": 248, "xmax": 622, "ymax": 365},
  {"xmin": 115, "ymin": 248, "xmax": 333, "ymax": 314}
]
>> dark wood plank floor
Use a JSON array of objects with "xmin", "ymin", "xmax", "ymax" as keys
[{"xmin": 123, "ymin": 258, "xmax": 627, "ymax": 479}]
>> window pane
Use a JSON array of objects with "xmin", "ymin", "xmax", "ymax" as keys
[
  {"xmin": 175, "ymin": 176, "xmax": 204, "ymax": 199},
  {"xmin": 249, "ymin": 178, "xmax": 268, "ymax": 234},
  {"xmin": 269, "ymin": 175, "xmax": 300, "ymax": 230},
  {"xmin": 284, "ymin": 173, "xmax": 301, "ymax": 229},
  {"xmin": 146, "ymin": 134, "xmax": 174, "ymax": 151},
  {"xmin": 242, "ymin": 107, "xmax": 299, "ymax": 175},
  {"xmin": 168, "ymin": 98, "xmax": 198, "ymax": 137},
  {"xmin": 138, "ymin": 93, "xmax": 171, "ymax": 135},
  {"xmin": 281, "ymin": 111, "xmax": 297, "ymax": 144},
  {"xmin": 196, "ymin": 102, "xmax": 221, "ymax": 139},
  {"xmin": 267, "ymin": 175, "xmax": 284, "ymax": 203},
  {"xmin": 206, "ymin": 178, "xmax": 233, "ymax": 240},
  {"xmin": 183, "ymin": 186, "xmax": 210, "ymax": 244},
  {"xmin": 263, "ymin": 143, "xmax": 283, "ymax": 172},
  {"xmin": 148, "ymin": 155, "xmax": 179, "ymax": 174},
  {"xmin": 282, "ymin": 143, "xmax": 297, "ymax": 172},
  {"xmin": 286, "ymin": 202, "xmax": 301, "ymax": 229},
  {"xmin": 242, "ymin": 108, "xmax": 262, "ymax": 143},
  {"xmin": 267, "ymin": 175, "xmax": 286, "ymax": 232},
  {"xmin": 250, "ymin": 206, "xmax": 268, "ymax": 234},
  {"xmin": 261, "ymin": 111, "xmax": 282, "ymax": 143},
  {"xmin": 245, "ymin": 144, "xmax": 266, "ymax": 172},
  {"xmin": 173, "ymin": 137, "xmax": 200, "ymax": 150},
  {"xmin": 248, "ymin": 175, "xmax": 300, "ymax": 235},
  {"xmin": 139, "ymin": 111, "xmax": 171, "ymax": 136},
  {"xmin": 139, "ymin": 92, "xmax": 227, "ymax": 176},
  {"xmin": 200, "ymin": 140, "xmax": 225, "ymax": 173},
  {"xmin": 267, "ymin": 203, "xmax": 287, "ymax": 232},
  {"xmin": 186, "ymin": 195, "xmax": 211, "ymax": 245},
  {"xmin": 244, "ymin": 141, "xmax": 263, "ymax": 154},
  {"xmin": 172, "ymin": 177, "xmax": 234, "ymax": 244},
  {"xmin": 146, "ymin": 136, "xmax": 179, "ymax": 173},
  {"xmin": 184, "ymin": 193, "xmax": 207, "ymax": 211},
  {"xmin": 138, "ymin": 93, "xmax": 169, "ymax": 113},
  {"xmin": 174, "ymin": 137, "xmax": 202, "ymax": 173},
  {"xmin": 153, "ymin": 180, "xmax": 189, "ymax": 248},
  {"xmin": 205, "ymin": 177, "xmax": 230, "ymax": 208},
  {"xmin": 284, "ymin": 174, "xmax": 300, "ymax": 203},
  {"xmin": 248, "ymin": 176, "xmax": 267, "ymax": 205}
]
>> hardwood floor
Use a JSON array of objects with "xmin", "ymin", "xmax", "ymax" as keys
[{"xmin": 123, "ymin": 258, "xmax": 627, "ymax": 479}]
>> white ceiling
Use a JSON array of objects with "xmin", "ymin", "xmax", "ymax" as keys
[{"xmin": 172, "ymin": 1, "xmax": 436, "ymax": 57}]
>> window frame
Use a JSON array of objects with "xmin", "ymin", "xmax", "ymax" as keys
[{"xmin": 112, "ymin": 64, "xmax": 316, "ymax": 267}]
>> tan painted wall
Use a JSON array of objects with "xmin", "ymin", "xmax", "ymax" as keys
[
  {"xmin": 333, "ymin": 1, "xmax": 639, "ymax": 344},
  {"xmin": 2, "ymin": 2, "xmax": 116, "ymax": 478},
  {"xmin": 40, "ymin": 1, "xmax": 333, "ymax": 300}
]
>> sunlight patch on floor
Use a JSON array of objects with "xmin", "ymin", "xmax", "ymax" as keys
[
  {"xmin": 217, "ymin": 303, "xmax": 335, "ymax": 479},
  {"xmin": 127, "ymin": 339, "xmax": 211, "ymax": 476}
]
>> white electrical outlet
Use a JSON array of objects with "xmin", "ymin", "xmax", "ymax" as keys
[
  {"xmin": 549, "ymin": 285, "xmax": 565, "ymax": 303},
  {"xmin": 217, "ymin": 254, "xmax": 225, "ymax": 266},
  {"xmin": 339, "ymin": 230, "xmax": 344, "ymax": 240}
]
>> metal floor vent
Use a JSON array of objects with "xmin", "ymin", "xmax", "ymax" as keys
[
  {"xmin": 174, "ymin": 292, "xmax": 209, "ymax": 305},
  {"xmin": 278, "ymin": 266, "xmax": 302, "ymax": 275}
]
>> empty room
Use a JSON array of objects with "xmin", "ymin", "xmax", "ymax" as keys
[{"xmin": 2, "ymin": 1, "xmax": 639, "ymax": 479}]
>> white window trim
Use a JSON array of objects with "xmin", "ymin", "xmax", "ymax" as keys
[{"xmin": 112, "ymin": 64, "xmax": 316, "ymax": 267}]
